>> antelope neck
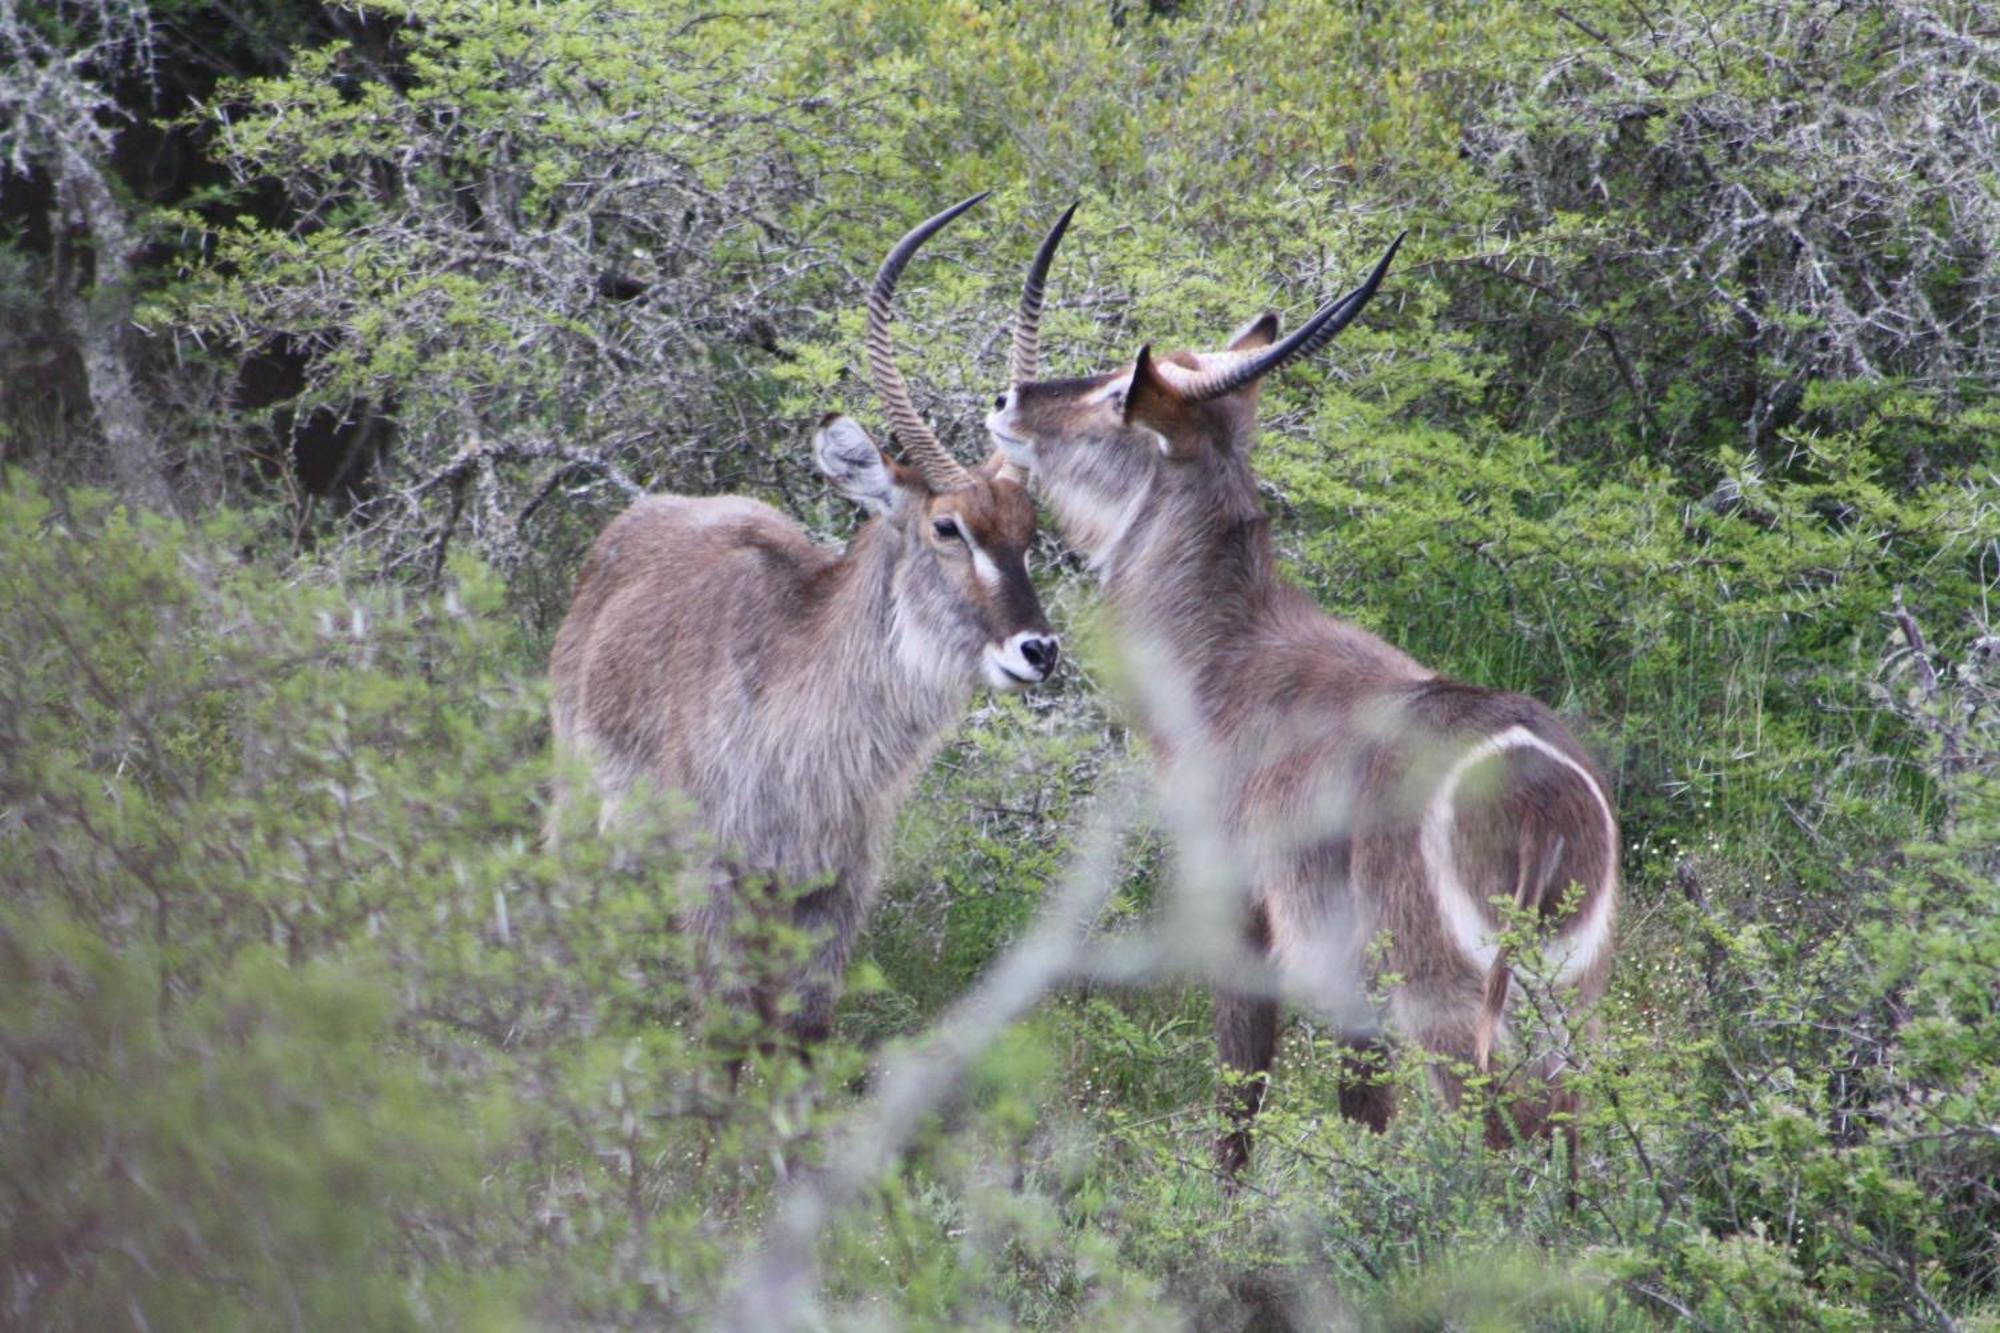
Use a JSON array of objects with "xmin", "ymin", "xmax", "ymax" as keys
[
  {"xmin": 794, "ymin": 517, "xmax": 970, "ymax": 783},
  {"xmin": 1103, "ymin": 488, "xmax": 1280, "ymax": 690}
]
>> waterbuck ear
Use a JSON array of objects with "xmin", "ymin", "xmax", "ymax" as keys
[
  {"xmin": 813, "ymin": 414, "xmax": 902, "ymax": 514},
  {"xmin": 1123, "ymin": 346, "xmax": 1200, "ymax": 459},
  {"xmin": 1227, "ymin": 311, "xmax": 1280, "ymax": 352}
]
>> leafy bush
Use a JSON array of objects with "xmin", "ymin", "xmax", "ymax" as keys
[{"xmin": 0, "ymin": 479, "xmax": 807, "ymax": 1326}]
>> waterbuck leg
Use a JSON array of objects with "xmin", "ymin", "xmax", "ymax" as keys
[
  {"xmin": 1337, "ymin": 1036, "xmax": 1395, "ymax": 1132},
  {"xmin": 1213, "ymin": 903, "xmax": 1279, "ymax": 1177},
  {"xmin": 787, "ymin": 979, "xmax": 837, "ymax": 1054},
  {"xmin": 1213, "ymin": 989, "xmax": 1280, "ymax": 1177},
  {"xmin": 781, "ymin": 876, "xmax": 862, "ymax": 1054}
]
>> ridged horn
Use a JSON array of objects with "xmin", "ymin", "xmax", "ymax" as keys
[
  {"xmin": 867, "ymin": 193, "xmax": 988, "ymax": 492},
  {"xmin": 1011, "ymin": 200, "xmax": 1078, "ymax": 383},
  {"xmin": 1175, "ymin": 232, "xmax": 1405, "ymax": 404}
]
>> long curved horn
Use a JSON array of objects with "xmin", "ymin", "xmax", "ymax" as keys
[
  {"xmin": 867, "ymin": 193, "xmax": 987, "ymax": 492},
  {"xmin": 1174, "ymin": 233, "xmax": 1405, "ymax": 404},
  {"xmin": 1011, "ymin": 201, "xmax": 1078, "ymax": 383}
]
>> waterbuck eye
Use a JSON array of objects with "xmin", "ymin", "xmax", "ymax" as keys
[
  {"xmin": 932, "ymin": 517, "xmax": 963, "ymax": 542},
  {"xmin": 993, "ymin": 394, "xmax": 1008, "ymax": 410}
]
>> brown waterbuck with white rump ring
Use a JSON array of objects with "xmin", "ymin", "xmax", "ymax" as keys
[
  {"xmin": 986, "ymin": 232, "xmax": 1618, "ymax": 1174},
  {"xmin": 549, "ymin": 195, "xmax": 1063, "ymax": 1052}
]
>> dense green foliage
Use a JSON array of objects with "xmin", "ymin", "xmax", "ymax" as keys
[{"xmin": 3, "ymin": 0, "xmax": 1999, "ymax": 1327}]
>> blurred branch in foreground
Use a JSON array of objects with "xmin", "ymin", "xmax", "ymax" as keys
[{"xmin": 719, "ymin": 779, "xmax": 1144, "ymax": 1330}]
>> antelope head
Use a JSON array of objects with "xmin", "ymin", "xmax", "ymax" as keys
[
  {"xmin": 985, "ymin": 231, "xmax": 1404, "ymax": 566},
  {"xmin": 814, "ymin": 194, "xmax": 1060, "ymax": 692}
]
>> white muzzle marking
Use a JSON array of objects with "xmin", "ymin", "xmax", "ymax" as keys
[
  {"xmin": 985, "ymin": 407, "xmax": 1035, "ymax": 468},
  {"xmin": 983, "ymin": 631, "xmax": 1055, "ymax": 692}
]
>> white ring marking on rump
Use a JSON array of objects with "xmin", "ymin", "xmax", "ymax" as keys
[{"xmin": 1417, "ymin": 724, "xmax": 1618, "ymax": 986}]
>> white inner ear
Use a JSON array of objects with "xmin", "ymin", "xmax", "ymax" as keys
[
  {"xmin": 813, "ymin": 416, "xmax": 898, "ymax": 515},
  {"xmin": 1090, "ymin": 374, "xmax": 1133, "ymax": 404},
  {"xmin": 1141, "ymin": 426, "xmax": 1171, "ymax": 455}
]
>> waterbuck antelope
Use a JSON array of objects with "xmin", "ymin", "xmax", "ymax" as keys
[
  {"xmin": 985, "ymin": 234, "xmax": 1618, "ymax": 1173},
  {"xmin": 550, "ymin": 195, "xmax": 1062, "ymax": 1051}
]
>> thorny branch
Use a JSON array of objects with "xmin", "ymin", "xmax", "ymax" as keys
[
  {"xmin": 1467, "ymin": 1, "xmax": 2000, "ymax": 450},
  {"xmin": 383, "ymin": 435, "xmax": 645, "ymax": 581}
]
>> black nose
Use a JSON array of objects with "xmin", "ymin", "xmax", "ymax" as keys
[
  {"xmin": 994, "ymin": 394, "xmax": 1008, "ymax": 410},
  {"xmin": 1020, "ymin": 636, "xmax": 1058, "ymax": 676}
]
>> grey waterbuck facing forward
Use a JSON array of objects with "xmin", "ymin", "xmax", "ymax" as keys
[
  {"xmin": 986, "ymin": 233, "xmax": 1617, "ymax": 1173},
  {"xmin": 550, "ymin": 195, "xmax": 1062, "ymax": 1049}
]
